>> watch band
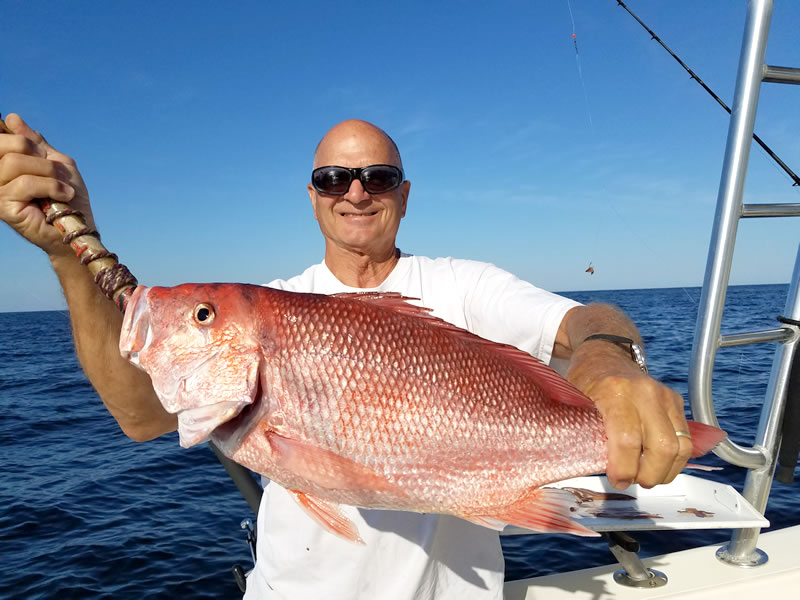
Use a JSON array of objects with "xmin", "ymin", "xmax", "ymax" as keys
[{"xmin": 583, "ymin": 334, "xmax": 648, "ymax": 374}]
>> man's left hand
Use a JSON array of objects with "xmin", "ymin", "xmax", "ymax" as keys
[
  {"xmin": 556, "ymin": 304, "xmax": 694, "ymax": 490},
  {"xmin": 583, "ymin": 373, "xmax": 693, "ymax": 489}
]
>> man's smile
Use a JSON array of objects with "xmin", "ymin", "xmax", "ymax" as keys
[{"xmin": 339, "ymin": 210, "xmax": 379, "ymax": 217}]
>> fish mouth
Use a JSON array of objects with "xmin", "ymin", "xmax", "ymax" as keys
[
  {"xmin": 177, "ymin": 400, "xmax": 249, "ymax": 448},
  {"xmin": 209, "ymin": 374, "xmax": 264, "ymax": 452},
  {"xmin": 175, "ymin": 356, "xmax": 263, "ymax": 448},
  {"xmin": 119, "ymin": 286, "xmax": 152, "ymax": 366}
]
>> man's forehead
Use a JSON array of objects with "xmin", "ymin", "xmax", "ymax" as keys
[{"xmin": 314, "ymin": 122, "xmax": 401, "ymax": 168}]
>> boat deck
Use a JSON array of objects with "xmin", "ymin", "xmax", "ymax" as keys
[{"xmin": 505, "ymin": 524, "xmax": 800, "ymax": 599}]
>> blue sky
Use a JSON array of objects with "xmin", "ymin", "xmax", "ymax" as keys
[{"xmin": 2, "ymin": 1, "xmax": 798, "ymax": 312}]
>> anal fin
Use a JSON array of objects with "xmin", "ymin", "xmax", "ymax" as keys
[
  {"xmin": 461, "ymin": 516, "xmax": 507, "ymax": 531},
  {"xmin": 481, "ymin": 487, "xmax": 599, "ymax": 537}
]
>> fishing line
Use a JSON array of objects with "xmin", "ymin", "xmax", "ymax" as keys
[
  {"xmin": 566, "ymin": 0, "xmax": 598, "ymax": 272},
  {"xmin": 607, "ymin": 202, "xmax": 699, "ymax": 306},
  {"xmin": 566, "ymin": 0, "xmax": 595, "ymax": 134},
  {"xmin": 732, "ymin": 347, "xmax": 745, "ymax": 409}
]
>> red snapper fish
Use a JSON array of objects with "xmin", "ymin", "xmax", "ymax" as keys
[{"xmin": 118, "ymin": 283, "xmax": 725, "ymax": 542}]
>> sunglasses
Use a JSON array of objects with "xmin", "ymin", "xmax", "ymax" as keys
[{"xmin": 311, "ymin": 164, "xmax": 404, "ymax": 196}]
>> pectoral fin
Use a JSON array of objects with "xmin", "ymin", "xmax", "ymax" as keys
[
  {"xmin": 266, "ymin": 431, "xmax": 406, "ymax": 496},
  {"xmin": 287, "ymin": 489, "xmax": 364, "ymax": 544}
]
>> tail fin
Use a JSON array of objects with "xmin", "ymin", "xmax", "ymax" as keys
[{"xmin": 687, "ymin": 420, "xmax": 727, "ymax": 457}]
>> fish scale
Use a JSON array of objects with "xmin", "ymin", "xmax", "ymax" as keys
[{"xmin": 119, "ymin": 283, "xmax": 726, "ymax": 542}]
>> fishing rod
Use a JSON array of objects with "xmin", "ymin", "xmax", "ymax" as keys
[
  {"xmin": 617, "ymin": 0, "xmax": 800, "ymax": 187},
  {"xmin": 0, "ymin": 114, "xmax": 263, "ymax": 515}
]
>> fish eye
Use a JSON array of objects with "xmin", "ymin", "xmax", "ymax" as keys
[{"xmin": 193, "ymin": 303, "xmax": 215, "ymax": 325}]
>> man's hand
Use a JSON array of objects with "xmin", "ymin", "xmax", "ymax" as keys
[
  {"xmin": 0, "ymin": 113, "xmax": 94, "ymax": 255},
  {"xmin": 556, "ymin": 304, "xmax": 693, "ymax": 490},
  {"xmin": 581, "ymin": 372, "xmax": 692, "ymax": 489}
]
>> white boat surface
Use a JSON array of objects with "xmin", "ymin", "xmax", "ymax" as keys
[{"xmin": 504, "ymin": 524, "xmax": 800, "ymax": 599}]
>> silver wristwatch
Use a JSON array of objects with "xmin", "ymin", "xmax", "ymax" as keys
[{"xmin": 584, "ymin": 334, "xmax": 648, "ymax": 374}]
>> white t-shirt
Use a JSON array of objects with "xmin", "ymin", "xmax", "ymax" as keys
[{"xmin": 243, "ymin": 253, "xmax": 581, "ymax": 600}]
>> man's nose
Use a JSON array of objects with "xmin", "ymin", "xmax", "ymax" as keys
[{"xmin": 343, "ymin": 177, "xmax": 370, "ymax": 202}]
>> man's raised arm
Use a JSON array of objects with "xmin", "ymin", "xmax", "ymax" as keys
[{"xmin": 0, "ymin": 113, "xmax": 176, "ymax": 440}]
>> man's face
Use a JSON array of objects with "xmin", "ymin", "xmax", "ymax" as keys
[{"xmin": 308, "ymin": 127, "xmax": 410, "ymax": 258}]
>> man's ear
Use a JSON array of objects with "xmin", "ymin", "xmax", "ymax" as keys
[
  {"xmin": 308, "ymin": 183, "xmax": 320, "ymax": 221},
  {"xmin": 399, "ymin": 180, "xmax": 411, "ymax": 218}
]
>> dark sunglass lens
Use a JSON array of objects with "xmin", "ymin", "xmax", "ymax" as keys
[
  {"xmin": 313, "ymin": 167, "xmax": 352, "ymax": 194},
  {"xmin": 361, "ymin": 166, "xmax": 401, "ymax": 194}
]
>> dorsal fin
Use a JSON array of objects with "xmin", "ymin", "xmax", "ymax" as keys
[
  {"xmin": 331, "ymin": 292, "xmax": 435, "ymax": 320},
  {"xmin": 481, "ymin": 342, "xmax": 595, "ymax": 409},
  {"xmin": 332, "ymin": 292, "xmax": 594, "ymax": 410}
]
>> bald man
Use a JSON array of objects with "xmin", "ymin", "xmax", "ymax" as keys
[{"xmin": 0, "ymin": 116, "xmax": 691, "ymax": 600}]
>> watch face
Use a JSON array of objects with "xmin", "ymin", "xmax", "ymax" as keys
[
  {"xmin": 583, "ymin": 335, "xmax": 648, "ymax": 374},
  {"xmin": 630, "ymin": 344, "xmax": 648, "ymax": 373}
]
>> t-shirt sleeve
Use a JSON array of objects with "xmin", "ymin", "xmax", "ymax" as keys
[
  {"xmin": 265, "ymin": 278, "xmax": 288, "ymax": 290},
  {"xmin": 458, "ymin": 261, "xmax": 582, "ymax": 365}
]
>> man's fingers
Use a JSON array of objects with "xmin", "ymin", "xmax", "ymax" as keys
[
  {"xmin": 629, "ymin": 387, "xmax": 691, "ymax": 488},
  {"xmin": 635, "ymin": 403, "xmax": 680, "ymax": 488},
  {"xmin": 0, "ymin": 174, "xmax": 75, "ymax": 210},
  {"xmin": 0, "ymin": 129, "xmax": 48, "ymax": 159},
  {"xmin": 4, "ymin": 114, "xmax": 69, "ymax": 164},
  {"xmin": 5, "ymin": 113, "xmax": 45, "ymax": 145},
  {"xmin": 5, "ymin": 113, "xmax": 55, "ymax": 154},
  {"xmin": 597, "ymin": 396, "xmax": 643, "ymax": 490},
  {"xmin": 663, "ymin": 392, "xmax": 694, "ymax": 483},
  {"xmin": 605, "ymin": 429, "xmax": 641, "ymax": 490},
  {"xmin": 592, "ymin": 376, "xmax": 692, "ymax": 490},
  {"xmin": 663, "ymin": 434, "xmax": 694, "ymax": 483},
  {"xmin": 0, "ymin": 153, "xmax": 71, "ymax": 186}
]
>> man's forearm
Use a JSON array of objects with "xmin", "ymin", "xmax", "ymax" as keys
[
  {"xmin": 560, "ymin": 303, "xmax": 645, "ymax": 394},
  {"xmin": 556, "ymin": 302, "xmax": 691, "ymax": 489},
  {"xmin": 51, "ymin": 253, "xmax": 176, "ymax": 441}
]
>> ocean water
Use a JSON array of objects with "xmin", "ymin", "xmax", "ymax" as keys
[{"xmin": 0, "ymin": 284, "xmax": 796, "ymax": 599}]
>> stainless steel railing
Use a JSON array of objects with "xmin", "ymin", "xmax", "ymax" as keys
[{"xmin": 688, "ymin": 0, "xmax": 800, "ymax": 567}]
